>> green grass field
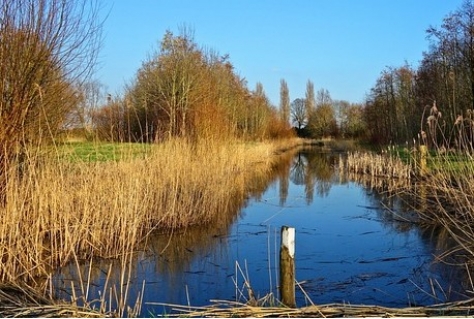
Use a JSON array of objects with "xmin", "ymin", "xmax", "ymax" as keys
[
  {"xmin": 388, "ymin": 144, "xmax": 474, "ymax": 174},
  {"xmin": 57, "ymin": 141, "xmax": 153, "ymax": 162}
]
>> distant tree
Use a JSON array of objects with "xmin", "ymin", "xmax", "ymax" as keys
[
  {"xmin": 291, "ymin": 98, "xmax": 307, "ymax": 130},
  {"xmin": 364, "ymin": 71, "xmax": 394, "ymax": 144},
  {"xmin": 157, "ymin": 27, "xmax": 203, "ymax": 138},
  {"xmin": 307, "ymin": 89, "xmax": 337, "ymax": 138},
  {"xmin": 307, "ymin": 106, "xmax": 337, "ymax": 138},
  {"xmin": 339, "ymin": 102, "xmax": 366, "ymax": 138},
  {"xmin": 364, "ymin": 65, "xmax": 418, "ymax": 144},
  {"xmin": 316, "ymin": 88, "xmax": 332, "ymax": 108},
  {"xmin": 68, "ymin": 80, "xmax": 105, "ymax": 135},
  {"xmin": 280, "ymin": 79, "xmax": 290, "ymax": 124},
  {"xmin": 125, "ymin": 28, "xmax": 211, "ymax": 140},
  {"xmin": 305, "ymin": 80, "xmax": 316, "ymax": 117},
  {"xmin": 249, "ymin": 82, "xmax": 272, "ymax": 139}
]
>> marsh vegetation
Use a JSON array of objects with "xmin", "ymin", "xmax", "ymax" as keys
[{"xmin": 3, "ymin": 0, "xmax": 474, "ymax": 317}]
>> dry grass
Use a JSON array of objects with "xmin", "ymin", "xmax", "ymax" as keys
[
  {"xmin": 0, "ymin": 138, "xmax": 298, "ymax": 286},
  {"xmin": 149, "ymin": 298, "xmax": 474, "ymax": 317},
  {"xmin": 342, "ymin": 151, "xmax": 413, "ymax": 180},
  {"xmin": 407, "ymin": 156, "xmax": 474, "ymax": 262},
  {"xmin": 0, "ymin": 283, "xmax": 109, "ymax": 317}
]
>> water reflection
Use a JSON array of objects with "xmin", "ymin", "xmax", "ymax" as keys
[
  {"xmin": 289, "ymin": 149, "xmax": 337, "ymax": 203},
  {"xmin": 52, "ymin": 147, "xmax": 472, "ymax": 315}
]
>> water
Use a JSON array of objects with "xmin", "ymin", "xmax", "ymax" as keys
[{"xmin": 53, "ymin": 148, "xmax": 470, "ymax": 316}]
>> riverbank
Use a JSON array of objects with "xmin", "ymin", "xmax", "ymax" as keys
[
  {"xmin": 4, "ymin": 139, "xmax": 474, "ymax": 317},
  {"xmin": 341, "ymin": 146, "xmax": 474, "ymax": 278},
  {"xmin": 0, "ymin": 137, "xmax": 305, "ymax": 315}
]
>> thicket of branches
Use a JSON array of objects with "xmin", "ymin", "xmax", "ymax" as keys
[
  {"xmin": 93, "ymin": 28, "xmax": 293, "ymax": 142},
  {"xmin": 282, "ymin": 0, "xmax": 474, "ymax": 147},
  {"xmin": 365, "ymin": 0, "xmax": 474, "ymax": 149},
  {"xmin": 0, "ymin": 0, "xmax": 101, "ymax": 199}
]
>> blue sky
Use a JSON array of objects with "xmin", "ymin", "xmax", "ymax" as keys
[{"xmin": 97, "ymin": 0, "xmax": 464, "ymax": 105}]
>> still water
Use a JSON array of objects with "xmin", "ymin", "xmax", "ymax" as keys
[{"xmin": 54, "ymin": 148, "xmax": 470, "ymax": 316}]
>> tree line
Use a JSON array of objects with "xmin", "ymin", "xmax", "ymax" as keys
[
  {"xmin": 283, "ymin": 0, "xmax": 474, "ymax": 151},
  {"xmin": 279, "ymin": 79, "xmax": 365, "ymax": 140},
  {"xmin": 92, "ymin": 28, "xmax": 293, "ymax": 143},
  {"xmin": 359, "ymin": 0, "xmax": 474, "ymax": 150},
  {"xmin": 4, "ymin": 0, "xmax": 474, "ymax": 175}
]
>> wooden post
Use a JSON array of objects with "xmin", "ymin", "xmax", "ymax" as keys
[{"xmin": 280, "ymin": 226, "xmax": 295, "ymax": 308}]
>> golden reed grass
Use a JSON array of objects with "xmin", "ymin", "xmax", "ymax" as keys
[
  {"xmin": 408, "ymin": 156, "xmax": 474, "ymax": 261},
  {"xmin": 151, "ymin": 297, "xmax": 474, "ymax": 317},
  {"xmin": 0, "ymin": 138, "xmax": 298, "ymax": 285},
  {"xmin": 343, "ymin": 151, "xmax": 412, "ymax": 180}
]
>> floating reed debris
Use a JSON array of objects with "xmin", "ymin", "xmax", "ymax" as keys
[
  {"xmin": 0, "ymin": 284, "xmax": 109, "ymax": 318},
  {"xmin": 149, "ymin": 298, "xmax": 474, "ymax": 318}
]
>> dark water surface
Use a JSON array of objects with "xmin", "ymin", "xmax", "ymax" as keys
[{"xmin": 54, "ymin": 148, "xmax": 470, "ymax": 316}]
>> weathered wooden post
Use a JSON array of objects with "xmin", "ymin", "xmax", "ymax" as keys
[{"xmin": 280, "ymin": 226, "xmax": 295, "ymax": 308}]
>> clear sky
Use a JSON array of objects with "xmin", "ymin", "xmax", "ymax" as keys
[{"xmin": 97, "ymin": 0, "xmax": 464, "ymax": 106}]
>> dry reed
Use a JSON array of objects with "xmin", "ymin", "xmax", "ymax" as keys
[
  {"xmin": 407, "ymin": 156, "xmax": 474, "ymax": 262},
  {"xmin": 0, "ymin": 283, "xmax": 109, "ymax": 317},
  {"xmin": 343, "ymin": 151, "xmax": 413, "ymax": 180},
  {"xmin": 148, "ymin": 298, "xmax": 474, "ymax": 317},
  {"xmin": 0, "ymin": 138, "xmax": 296, "ymax": 286}
]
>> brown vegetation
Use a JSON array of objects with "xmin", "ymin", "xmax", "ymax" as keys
[
  {"xmin": 151, "ymin": 298, "xmax": 474, "ymax": 317},
  {"xmin": 93, "ymin": 28, "xmax": 293, "ymax": 143},
  {"xmin": 342, "ymin": 151, "xmax": 412, "ymax": 180},
  {"xmin": 0, "ymin": 0, "xmax": 101, "ymax": 200},
  {"xmin": 0, "ymin": 138, "xmax": 301, "ymax": 285}
]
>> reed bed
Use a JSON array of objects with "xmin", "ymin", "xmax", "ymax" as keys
[
  {"xmin": 406, "ymin": 154, "xmax": 474, "ymax": 262},
  {"xmin": 0, "ymin": 138, "xmax": 294, "ymax": 285},
  {"xmin": 150, "ymin": 298, "xmax": 474, "ymax": 317},
  {"xmin": 343, "ymin": 151, "xmax": 413, "ymax": 180}
]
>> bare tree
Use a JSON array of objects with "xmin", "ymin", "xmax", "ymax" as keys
[
  {"xmin": 316, "ymin": 88, "xmax": 332, "ymax": 108},
  {"xmin": 308, "ymin": 89, "xmax": 337, "ymax": 138},
  {"xmin": 291, "ymin": 98, "xmax": 306, "ymax": 130},
  {"xmin": 0, "ymin": 0, "xmax": 102, "ymax": 199}
]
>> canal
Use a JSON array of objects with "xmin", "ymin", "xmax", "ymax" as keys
[{"xmin": 53, "ymin": 147, "xmax": 469, "ymax": 316}]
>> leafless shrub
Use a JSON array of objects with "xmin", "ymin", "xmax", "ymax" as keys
[{"xmin": 0, "ymin": 0, "xmax": 102, "ymax": 201}]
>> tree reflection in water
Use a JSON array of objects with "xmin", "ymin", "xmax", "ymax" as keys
[{"xmin": 290, "ymin": 148, "xmax": 337, "ymax": 204}]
